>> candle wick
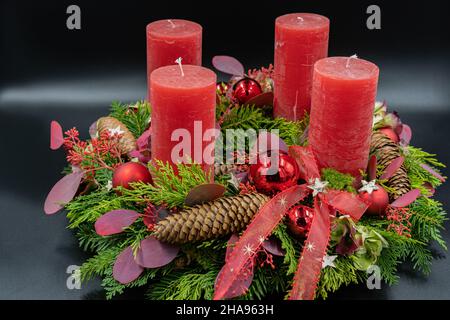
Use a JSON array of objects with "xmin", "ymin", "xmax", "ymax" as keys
[
  {"xmin": 296, "ymin": 16, "xmax": 304, "ymax": 22},
  {"xmin": 346, "ymin": 54, "xmax": 358, "ymax": 68},
  {"xmin": 175, "ymin": 57, "xmax": 184, "ymax": 77},
  {"xmin": 167, "ymin": 19, "xmax": 176, "ymax": 28}
]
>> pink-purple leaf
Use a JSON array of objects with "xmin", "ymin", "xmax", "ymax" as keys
[
  {"xmin": 245, "ymin": 92, "xmax": 274, "ymax": 107},
  {"xmin": 368, "ymin": 155, "xmax": 377, "ymax": 181},
  {"xmin": 422, "ymin": 182, "xmax": 435, "ymax": 197},
  {"xmin": 399, "ymin": 124, "xmax": 412, "ymax": 146},
  {"xmin": 88, "ymin": 121, "xmax": 97, "ymax": 139},
  {"xmin": 212, "ymin": 56, "xmax": 244, "ymax": 76},
  {"xmin": 262, "ymin": 238, "xmax": 285, "ymax": 256},
  {"xmin": 420, "ymin": 163, "xmax": 446, "ymax": 182},
  {"xmin": 390, "ymin": 189, "xmax": 421, "ymax": 208},
  {"xmin": 113, "ymin": 246, "xmax": 144, "ymax": 284},
  {"xmin": 44, "ymin": 171, "xmax": 84, "ymax": 215},
  {"xmin": 50, "ymin": 120, "xmax": 64, "ymax": 150},
  {"xmin": 185, "ymin": 183, "xmax": 226, "ymax": 206},
  {"xmin": 380, "ymin": 156, "xmax": 404, "ymax": 180},
  {"xmin": 95, "ymin": 210, "xmax": 141, "ymax": 236},
  {"xmin": 135, "ymin": 236, "xmax": 179, "ymax": 268}
]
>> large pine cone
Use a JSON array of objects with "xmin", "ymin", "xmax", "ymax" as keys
[
  {"xmin": 153, "ymin": 193, "xmax": 269, "ymax": 244},
  {"xmin": 370, "ymin": 131, "xmax": 411, "ymax": 200}
]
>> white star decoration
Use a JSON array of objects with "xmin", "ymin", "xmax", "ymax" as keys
[
  {"xmin": 307, "ymin": 178, "xmax": 328, "ymax": 197},
  {"xmin": 108, "ymin": 126, "xmax": 125, "ymax": 136},
  {"xmin": 243, "ymin": 244, "xmax": 255, "ymax": 256},
  {"xmin": 358, "ymin": 180, "xmax": 379, "ymax": 194},
  {"xmin": 305, "ymin": 241, "xmax": 315, "ymax": 252},
  {"xmin": 105, "ymin": 180, "xmax": 113, "ymax": 191},
  {"xmin": 322, "ymin": 255, "xmax": 337, "ymax": 269},
  {"xmin": 258, "ymin": 236, "xmax": 266, "ymax": 244},
  {"xmin": 277, "ymin": 196, "xmax": 288, "ymax": 208},
  {"xmin": 228, "ymin": 173, "xmax": 241, "ymax": 189}
]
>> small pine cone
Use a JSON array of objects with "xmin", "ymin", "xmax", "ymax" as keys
[
  {"xmin": 214, "ymin": 163, "xmax": 248, "ymax": 176},
  {"xmin": 96, "ymin": 116, "xmax": 136, "ymax": 153},
  {"xmin": 153, "ymin": 193, "xmax": 269, "ymax": 245},
  {"xmin": 370, "ymin": 131, "xmax": 411, "ymax": 200}
]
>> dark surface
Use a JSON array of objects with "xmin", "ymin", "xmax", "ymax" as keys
[{"xmin": 1, "ymin": 0, "xmax": 450, "ymax": 300}]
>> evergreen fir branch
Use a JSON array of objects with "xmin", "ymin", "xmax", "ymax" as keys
[
  {"xmin": 146, "ymin": 268, "xmax": 217, "ymax": 300},
  {"xmin": 80, "ymin": 246, "xmax": 122, "ymax": 281},
  {"xmin": 321, "ymin": 168, "xmax": 356, "ymax": 193},
  {"xmin": 103, "ymin": 266, "xmax": 168, "ymax": 300},
  {"xmin": 261, "ymin": 116, "xmax": 307, "ymax": 146},
  {"xmin": 242, "ymin": 264, "xmax": 290, "ymax": 300},
  {"xmin": 409, "ymin": 197, "xmax": 447, "ymax": 250},
  {"xmin": 109, "ymin": 100, "xmax": 151, "ymax": 138},
  {"xmin": 272, "ymin": 224, "xmax": 299, "ymax": 275},
  {"xmin": 404, "ymin": 146, "xmax": 446, "ymax": 189},
  {"xmin": 119, "ymin": 161, "xmax": 210, "ymax": 208},
  {"xmin": 317, "ymin": 256, "xmax": 364, "ymax": 299},
  {"xmin": 220, "ymin": 105, "xmax": 267, "ymax": 131},
  {"xmin": 65, "ymin": 190, "xmax": 126, "ymax": 229},
  {"xmin": 76, "ymin": 224, "xmax": 124, "ymax": 252}
]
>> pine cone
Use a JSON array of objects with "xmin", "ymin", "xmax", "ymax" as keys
[
  {"xmin": 214, "ymin": 163, "xmax": 248, "ymax": 176},
  {"xmin": 96, "ymin": 116, "xmax": 136, "ymax": 153},
  {"xmin": 153, "ymin": 193, "xmax": 269, "ymax": 244},
  {"xmin": 370, "ymin": 131, "xmax": 411, "ymax": 200}
]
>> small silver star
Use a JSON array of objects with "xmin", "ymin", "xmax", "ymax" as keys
[
  {"xmin": 277, "ymin": 196, "xmax": 288, "ymax": 208},
  {"xmin": 258, "ymin": 235, "xmax": 266, "ymax": 244},
  {"xmin": 228, "ymin": 173, "xmax": 241, "ymax": 189},
  {"xmin": 358, "ymin": 180, "xmax": 379, "ymax": 194},
  {"xmin": 308, "ymin": 178, "xmax": 328, "ymax": 197},
  {"xmin": 108, "ymin": 126, "xmax": 124, "ymax": 136},
  {"xmin": 322, "ymin": 255, "xmax": 337, "ymax": 269},
  {"xmin": 105, "ymin": 180, "xmax": 113, "ymax": 191},
  {"xmin": 305, "ymin": 241, "xmax": 315, "ymax": 252},
  {"xmin": 243, "ymin": 244, "xmax": 255, "ymax": 256}
]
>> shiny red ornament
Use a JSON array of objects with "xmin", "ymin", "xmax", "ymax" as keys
[
  {"xmin": 232, "ymin": 78, "xmax": 263, "ymax": 104},
  {"xmin": 360, "ymin": 185, "xmax": 389, "ymax": 216},
  {"xmin": 249, "ymin": 152, "xmax": 300, "ymax": 194},
  {"xmin": 216, "ymin": 82, "xmax": 229, "ymax": 95},
  {"xmin": 112, "ymin": 162, "xmax": 153, "ymax": 192},
  {"xmin": 379, "ymin": 127, "xmax": 399, "ymax": 143},
  {"xmin": 286, "ymin": 205, "xmax": 314, "ymax": 239}
]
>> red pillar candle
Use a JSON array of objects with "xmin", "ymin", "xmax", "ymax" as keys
[
  {"xmin": 146, "ymin": 19, "xmax": 202, "ymax": 97},
  {"xmin": 150, "ymin": 64, "xmax": 216, "ymax": 175},
  {"xmin": 274, "ymin": 13, "xmax": 329, "ymax": 120},
  {"xmin": 308, "ymin": 56, "xmax": 379, "ymax": 177}
]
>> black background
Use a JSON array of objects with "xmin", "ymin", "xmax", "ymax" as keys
[{"xmin": 0, "ymin": 0, "xmax": 449, "ymax": 299}]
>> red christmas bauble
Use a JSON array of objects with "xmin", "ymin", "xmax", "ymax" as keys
[
  {"xmin": 286, "ymin": 205, "xmax": 314, "ymax": 239},
  {"xmin": 232, "ymin": 78, "xmax": 263, "ymax": 104},
  {"xmin": 379, "ymin": 127, "xmax": 399, "ymax": 143},
  {"xmin": 112, "ymin": 162, "xmax": 153, "ymax": 191},
  {"xmin": 360, "ymin": 185, "xmax": 389, "ymax": 216},
  {"xmin": 249, "ymin": 152, "xmax": 300, "ymax": 194}
]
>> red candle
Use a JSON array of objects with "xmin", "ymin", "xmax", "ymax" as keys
[
  {"xmin": 308, "ymin": 56, "xmax": 379, "ymax": 176},
  {"xmin": 147, "ymin": 19, "xmax": 202, "ymax": 97},
  {"xmin": 274, "ymin": 13, "xmax": 329, "ymax": 121},
  {"xmin": 150, "ymin": 64, "xmax": 216, "ymax": 175}
]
